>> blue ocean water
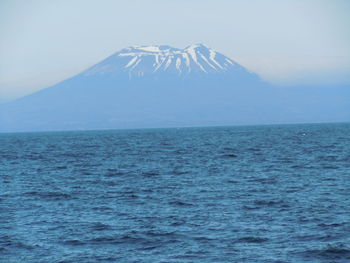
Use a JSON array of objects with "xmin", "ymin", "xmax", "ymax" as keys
[{"xmin": 1, "ymin": 123, "xmax": 350, "ymax": 263}]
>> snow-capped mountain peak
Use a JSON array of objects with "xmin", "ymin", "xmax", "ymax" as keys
[{"xmin": 83, "ymin": 44, "xmax": 248, "ymax": 77}]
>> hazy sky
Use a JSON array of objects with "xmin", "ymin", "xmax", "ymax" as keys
[{"xmin": 1, "ymin": 0, "xmax": 349, "ymax": 101}]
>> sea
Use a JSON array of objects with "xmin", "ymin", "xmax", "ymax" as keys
[{"xmin": 1, "ymin": 123, "xmax": 350, "ymax": 263}]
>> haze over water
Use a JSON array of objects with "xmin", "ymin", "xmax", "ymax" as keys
[{"xmin": 1, "ymin": 123, "xmax": 350, "ymax": 262}]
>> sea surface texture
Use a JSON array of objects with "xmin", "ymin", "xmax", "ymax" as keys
[{"xmin": 1, "ymin": 123, "xmax": 350, "ymax": 263}]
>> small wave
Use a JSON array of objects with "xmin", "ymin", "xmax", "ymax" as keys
[
  {"xmin": 242, "ymin": 205, "xmax": 259, "ymax": 210},
  {"xmin": 236, "ymin": 236, "xmax": 269, "ymax": 243},
  {"xmin": 59, "ymin": 152, "xmax": 83, "ymax": 158},
  {"xmin": 1, "ymin": 154, "xmax": 18, "ymax": 160},
  {"xmin": 322, "ymin": 165, "xmax": 339, "ymax": 170},
  {"xmin": 104, "ymin": 181, "xmax": 117, "ymax": 186},
  {"xmin": 55, "ymin": 165, "xmax": 67, "ymax": 170},
  {"xmin": 118, "ymin": 234, "xmax": 148, "ymax": 244},
  {"xmin": 104, "ymin": 171, "xmax": 126, "ymax": 177},
  {"xmin": 61, "ymin": 239, "xmax": 86, "ymax": 246},
  {"xmin": 173, "ymin": 170, "xmax": 189, "ymax": 175},
  {"xmin": 246, "ymin": 147, "xmax": 260, "ymax": 152},
  {"xmin": 141, "ymin": 245, "xmax": 158, "ymax": 250},
  {"xmin": 318, "ymin": 222, "xmax": 346, "ymax": 228},
  {"xmin": 92, "ymin": 206, "xmax": 113, "ymax": 211},
  {"xmin": 222, "ymin": 154, "xmax": 238, "ymax": 158},
  {"xmin": 301, "ymin": 244, "xmax": 350, "ymax": 260},
  {"xmin": 290, "ymin": 164, "xmax": 309, "ymax": 169},
  {"xmin": 169, "ymin": 200, "xmax": 193, "ymax": 207},
  {"xmin": 254, "ymin": 200, "xmax": 285, "ymax": 207},
  {"xmin": 227, "ymin": 179, "xmax": 239, "ymax": 183},
  {"xmin": 141, "ymin": 171, "xmax": 160, "ymax": 177},
  {"xmin": 145, "ymin": 230, "xmax": 178, "ymax": 238},
  {"xmin": 90, "ymin": 222, "xmax": 111, "ymax": 231},
  {"xmin": 62, "ymin": 235, "xmax": 144, "ymax": 246},
  {"xmin": 24, "ymin": 191, "xmax": 73, "ymax": 201},
  {"xmin": 278, "ymin": 157, "xmax": 294, "ymax": 163},
  {"xmin": 193, "ymin": 236, "xmax": 214, "ymax": 242},
  {"xmin": 286, "ymin": 187, "xmax": 301, "ymax": 193},
  {"xmin": 89, "ymin": 236, "xmax": 121, "ymax": 244},
  {"xmin": 0, "ymin": 235, "xmax": 36, "ymax": 250},
  {"xmin": 74, "ymin": 168, "xmax": 92, "ymax": 175},
  {"xmin": 247, "ymin": 177, "xmax": 277, "ymax": 184},
  {"xmin": 170, "ymin": 220, "xmax": 186, "ymax": 226}
]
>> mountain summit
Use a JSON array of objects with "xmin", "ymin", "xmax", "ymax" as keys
[{"xmin": 83, "ymin": 44, "xmax": 257, "ymax": 79}]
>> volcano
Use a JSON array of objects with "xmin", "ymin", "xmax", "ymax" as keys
[{"xmin": 1, "ymin": 44, "xmax": 348, "ymax": 132}]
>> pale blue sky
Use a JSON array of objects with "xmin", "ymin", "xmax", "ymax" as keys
[{"xmin": 0, "ymin": 0, "xmax": 349, "ymax": 101}]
